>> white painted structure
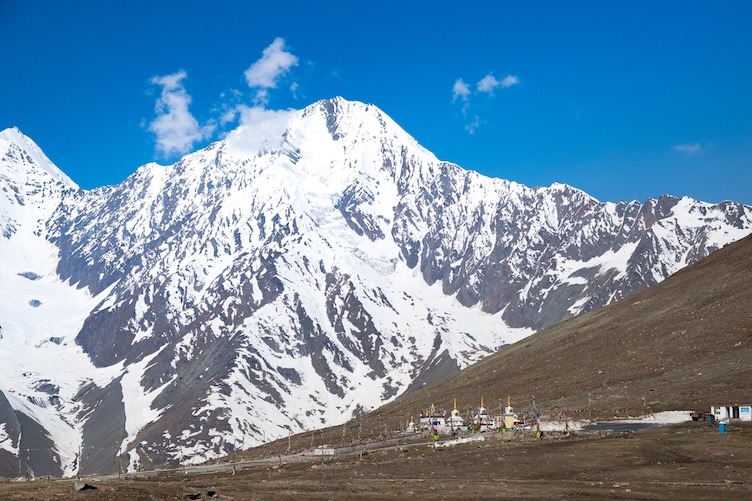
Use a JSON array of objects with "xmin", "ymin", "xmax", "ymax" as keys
[
  {"xmin": 474, "ymin": 397, "xmax": 493, "ymax": 431},
  {"xmin": 447, "ymin": 399, "xmax": 466, "ymax": 430},
  {"xmin": 420, "ymin": 404, "xmax": 448, "ymax": 434},
  {"xmin": 711, "ymin": 405, "xmax": 752, "ymax": 422},
  {"xmin": 742, "ymin": 406, "xmax": 752, "ymax": 422}
]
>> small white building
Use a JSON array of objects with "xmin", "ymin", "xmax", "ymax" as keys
[
  {"xmin": 742, "ymin": 406, "xmax": 752, "ymax": 421},
  {"xmin": 711, "ymin": 405, "xmax": 752, "ymax": 422},
  {"xmin": 419, "ymin": 404, "xmax": 448, "ymax": 434}
]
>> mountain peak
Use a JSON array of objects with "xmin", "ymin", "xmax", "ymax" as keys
[
  {"xmin": 311, "ymin": 95, "xmax": 367, "ymax": 111},
  {"xmin": 0, "ymin": 127, "xmax": 79, "ymax": 189},
  {"xmin": 315, "ymin": 96, "xmax": 396, "ymax": 124},
  {"xmin": 220, "ymin": 97, "xmax": 430, "ymax": 168}
]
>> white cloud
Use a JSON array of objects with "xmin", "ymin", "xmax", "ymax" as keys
[
  {"xmin": 253, "ymin": 88, "xmax": 270, "ymax": 106},
  {"xmin": 237, "ymin": 105, "xmax": 296, "ymax": 131},
  {"xmin": 452, "ymin": 78, "xmax": 471, "ymax": 102},
  {"xmin": 148, "ymin": 70, "xmax": 214, "ymax": 157},
  {"xmin": 673, "ymin": 143, "xmax": 703, "ymax": 154},
  {"xmin": 501, "ymin": 75, "xmax": 519, "ymax": 88},
  {"xmin": 244, "ymin": 37, "xmax": 298, "ymax": 105},
  {"xmin": 478, "ymin": 74, "xmax": 519, "ymax": 94},
  {"xmin": 220, "ymin": 107, "xmax": 240, "ymax": 125},
  {"xmin": 465, "ymin": 115, "xmax": 482, "ymax": 134},
  {"xmin": 225, "ymin": 105, "xmax": 297, "ymax": 155},
  {"xmin": 477, "ymin": 74, "xmax": 500, "ymax": 94},
  {"xmin": 453, "ymin": 72, "xmax": 519, "ymax": 133}
]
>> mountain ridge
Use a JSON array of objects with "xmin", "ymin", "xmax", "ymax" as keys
[
  {"xmin": 367, "ymin": 230, "xmax": 752, "ymax": 427},
  {"xmin": 0, "ymin": 97, "xmax": 750, "ymax": 476}
]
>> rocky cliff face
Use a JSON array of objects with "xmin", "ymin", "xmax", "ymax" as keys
[{"xmin": 0, "ymin": 98, "xmax": 750, "ymax": 476}]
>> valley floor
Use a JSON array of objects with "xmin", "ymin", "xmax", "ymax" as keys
[{"xmin": 1, "ymin": 421, "xmax": 750, "ymax": 500}]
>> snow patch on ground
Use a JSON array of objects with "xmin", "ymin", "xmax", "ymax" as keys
[
  {"xmin": 541, "ymin": 410, "xmax": 693, "ymax": 432},
  {"xmin": 539, "ymin": 420, "xmax": 586, "ymax": 432},
  {"xmin": 434, "ymin": 434, "xmax": 486, "ymax": 448},
  {"xmin": 610, "ymin": 410, "xmax": 693, "ymax": 424}
]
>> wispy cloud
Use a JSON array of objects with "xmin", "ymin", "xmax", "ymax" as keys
[
  {"xmin": 465, "ymin": 115, "xmax": 482, "ymax": 134},
  {"xmin": 224, "ymin": 105, "xmax": 298, "ymax": 155},
  {"xmin": 452, "ymin": 78, "xmax": 471, "ymax": 102},
  {"xmin": 148, "ymin": 70, "xmax": 214, "ymax": 157},
  {"xmin": 146, "ymin": 37, "xmax": 301, "ymax": 158},
  {"xmin": 244, "ymin": 37, "xmax": 298, "ymax": 105},
  {"xmin": 477, "ymin": 74, "xmax": 519, "ymax": 94},
  {"xmin": 329, "ymin": 69, "xmax": 344, "ymax": 82},
  {"xmin": 452, "ymin": 72, "xmax": 519, "ymax": 132},
  {"xmin": 477, "ymin": 74, "xmax": 500, "ymax": 94},
  {"xmin": 673, "ymin": 142, "xmax": 704, "ymax": 154},
  {"xmin": 500, "ymin": 75, "xmax": 519, "ymax": 88}
]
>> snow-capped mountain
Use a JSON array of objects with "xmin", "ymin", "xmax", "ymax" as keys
[{"xmin": 1, "ymin": 98, "xmax": 750, "ymax": 476}]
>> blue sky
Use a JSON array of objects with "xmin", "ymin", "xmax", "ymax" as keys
[{"xmin": 1, "ymin": 1, "xmax": 750, "ymax": 204}]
